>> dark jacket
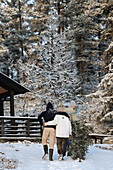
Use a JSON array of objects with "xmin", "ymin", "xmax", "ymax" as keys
[{"xmin": 38, "ymin": 102, "xmax": 56, "ymax": 129}]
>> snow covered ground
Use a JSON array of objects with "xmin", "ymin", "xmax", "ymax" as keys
[{"xmin": 0, "ymin": 142, "xmax": 113, "ymax": 170}]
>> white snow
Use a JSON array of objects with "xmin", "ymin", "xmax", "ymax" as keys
[{"xmin": 0, "ymin": 142, "xmax": 113, "ymax": 170}]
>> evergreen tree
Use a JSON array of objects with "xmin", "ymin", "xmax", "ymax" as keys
[
  {"xmin": 59, "ymin": 0, "xmax": 101, "ymax": 95},
  {"xmin": 83, "ymin": 1, "xmax": 113, "ymax": 134},
  {"xmin": 0, "ymin": 0, "xmax": 49, "ymax": 79},
  {"xmin": 1, "ymin": 0, "xmax": 112, "ymax": 120},
  {"xmin": 69, "ymin": 121, "xmax": 92, "ymax": 161},
  {"xmin": 14, "ymin": 0, "xmax": 80, "ymax": 116}
]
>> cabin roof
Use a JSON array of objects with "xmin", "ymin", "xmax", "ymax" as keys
[{"xmin": 0, "ymin": 72, "xmax": 30, "ymax": 99}]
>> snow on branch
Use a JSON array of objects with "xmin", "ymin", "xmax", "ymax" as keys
[{"xmin": 101, "ymin": 111, "xmax": 113, "ymax": 121}]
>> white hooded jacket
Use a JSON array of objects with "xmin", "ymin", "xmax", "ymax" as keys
[{"xmin": 45, "ymin": 114, "xmax": 72, "ymax": 138}]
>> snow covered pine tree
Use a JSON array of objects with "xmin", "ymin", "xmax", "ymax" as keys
[{"xmin": 68, "ymin": 121, "xmax": 92, "ymax": 162}]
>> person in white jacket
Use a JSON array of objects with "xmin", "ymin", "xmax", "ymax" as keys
[{"xmin": 44, "ymin": 111, "xmax": 72, "ymax": 160}]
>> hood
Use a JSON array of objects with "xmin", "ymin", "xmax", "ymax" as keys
[{"xmin": 46, "ymin": 102, "xmax": 53, "ymax": 111}]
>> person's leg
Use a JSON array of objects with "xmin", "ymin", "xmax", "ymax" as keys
[
  {"xmin": 62, "ymin": 138, "xmax": 67, "ymax": 158},
  {"xmin": 56, "ymin": 137, "xmax": 62, "ymax": 155},
  {"xmin": 49, "ymin": 128, "xmax": 56, "ymax": 149},
  {"xmin": 57, "ymin": 138, "xmax": 67, "ymax": 160},
  {"xmin": 42, "ymin": 128, "xmax": 49, "ymax": 146},
  {"xmin": 66, "ymin": 138, "xmax": 71, "ymax": 156},
  {"xmin": 49, "ymin": 128, "xmax": 56, "ymax": 161},
  {"xmin": 42, "ymin": 128, "xmax": 49, "ymax": 159},
  {"xmin": 49, "ymin": 149, "xmax": 53, "ymax": 161},
  {"xmin": 65, "ymin": 138, "xmax": 69, "ymax": 153},
  {"xmin": 56, "ymin": 138, "xmax": 64, "ymax": 160}
]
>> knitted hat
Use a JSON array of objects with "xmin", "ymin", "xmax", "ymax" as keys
[{"xmin": 70, "ymin": 100, "xmax": 76, "ymax": 107}]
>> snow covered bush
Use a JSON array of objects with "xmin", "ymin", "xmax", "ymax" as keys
[{"xmin": 0, "ymin": 156, "xmax": 19, "ymax": 169}]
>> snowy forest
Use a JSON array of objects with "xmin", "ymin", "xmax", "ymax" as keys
[{"xmin": 0, "ymin": 0, "xmax": 113, "ymax": 135}]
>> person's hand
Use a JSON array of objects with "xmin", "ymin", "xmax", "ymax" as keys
[
  {"xmin": 43, "ymin": 123, "xmax": 46, "ymax": 126},
  {"xmin": 69, "ymin": 134, "xmax": 72, "ymax": 138},
  {"xmin": 73, "ymin": 106, "xmax": 76, "ymax": 109}
]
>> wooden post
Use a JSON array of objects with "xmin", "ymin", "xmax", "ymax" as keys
[
  {"xmin": 100, "ymin": 138, "xmax": 103, "ymax": 144},
  {"xmin": 10, "ymin": 90, "xmax": 14, "ymax": 116},
  {"xmin": 1, "ymin": 119, "xmax": 4, "ymax": 137},
  {"xmin": 27, "ymin": 119, "xmax": 30, "ymax": 137},
  {"xmin": 0, "ymin": 101, "xmax": 4, "ymax": 116},
  {"xmin": 95, "ymin": 137, "xmax": 97, "ymax": 144}
]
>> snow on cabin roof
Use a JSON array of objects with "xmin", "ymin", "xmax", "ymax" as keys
[{"xmin": 0, "ymin": 72, "xmax": 30, "ymax": 97}]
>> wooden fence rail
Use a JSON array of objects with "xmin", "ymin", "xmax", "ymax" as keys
[{"xmin": 0, "ymin": 116, "xmax": 42, "ymax": 142}]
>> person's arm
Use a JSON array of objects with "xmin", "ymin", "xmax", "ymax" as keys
[
  {"xmin": 37, "ymin": 113, "xmax": 43, "ymax": 126},
  {"xmin": 44, "ymin": 116, "xmax": 57, "ymax": 126},
  {"xmin": 69, "ymin": 119, "xmax": 72, "ymax": 138}
]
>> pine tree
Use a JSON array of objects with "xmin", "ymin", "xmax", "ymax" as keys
[
  {"xmin": 69, "ymin": 121, "xmax": 92, "ymax": 161},
  {"xmin": 1, "ymin": 0, "xmax": 112, "ymax": 119},
  {"xmin": 0, "ymin": 0, "xmax": 49, "ymax": 79},
  {"xmin": 59, "ymin": 0, "xmax": 99, "ymax": 95},
  {"xmin": 59, "ymin": 0, "xmax": 110, "ymax": 96},
  {"xmin": 83, "ymin": 1, "xmax": 113, "ymax": 134}
]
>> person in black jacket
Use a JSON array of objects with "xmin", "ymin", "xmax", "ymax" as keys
[{"xmin": 38, "ymin": 102, "xmax": 56, "ymax": 161}]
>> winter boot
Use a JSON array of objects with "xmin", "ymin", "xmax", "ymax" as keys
[
  {"xmin": 67, "ymin": 151, "xmax": 71, "ymax": 156},
  {"xmin": 58, "ymin": 154, "xmax": 64, "ymax": 161},
  {"xmin": 42, "ymin": 145, "xmax": 48, "ymax": 160},
  {"xmin": 49, "ymin": 149, "xmax": 53, "ymax": 161}
]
